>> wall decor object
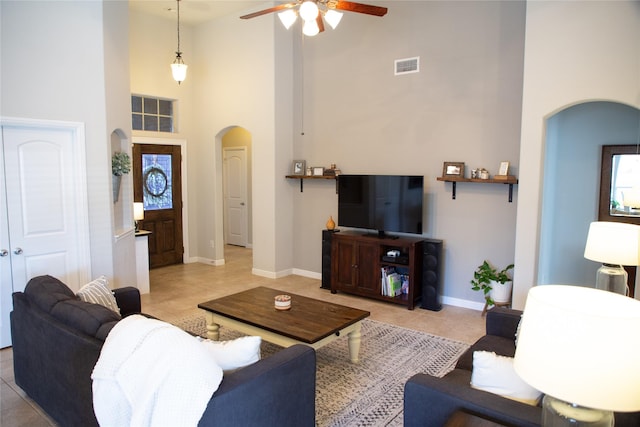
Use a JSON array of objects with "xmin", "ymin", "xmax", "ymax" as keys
[
  {"xmin": 313, "ymin": 167, "xmax": 325, "ymax": 176},
  {"xmin": 292, "ymin": 160, "xmax": 306, "ymax": 175},
  {"xmin": 442, "ymin": 162, "xmax": 465, "ymax": 178},
  {"xmin": 498, "ymin": 161, "xmax": 510, "ymax": 176}
]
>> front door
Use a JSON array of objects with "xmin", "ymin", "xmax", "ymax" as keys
[
  {"xmin": 133, "ymin": 144, "xmax": 183, "ymax": 268},
  {"xmin": 223, "ymin": 147, "xmax": 248, "ymax": 247}
]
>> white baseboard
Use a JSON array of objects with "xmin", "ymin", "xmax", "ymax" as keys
[
  {"xmin": 188, "ymin": 256, "xmax": 225, "ymax": 266},
  {"xmin": 442, "ymin": 296, "xmax": 484, "ymax": 311},
  {"xmin": 292, "ymin": 268, "xmax": 322, "ymax": 280}
]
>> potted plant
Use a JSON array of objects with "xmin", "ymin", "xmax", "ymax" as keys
[
  {"xmin": 112, "ymin": 152, "xmax": 131, "ymax": 203},
  {"xmin": 471, "ymin": 260, "xmax": 514, "ymax": 305}
]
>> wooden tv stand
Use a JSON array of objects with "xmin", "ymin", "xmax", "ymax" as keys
[{"xmin": 330, "ymin": 231, "xmax": 424, "ymax": 310}]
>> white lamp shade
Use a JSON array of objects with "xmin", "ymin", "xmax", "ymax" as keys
[
  {"xmin": 514, "ymin": 285, "xmax": 640, "ymax": 412},
  {"xmin": 133, "ymin": 202, "xmax": 144, "ymax": 221},
  {"xmin": 324, "ymin": 10, "xmax": 343, "ymax": 29},
  {"xmin": 584, "ymin": 221, "xmax": 640, "ymax": 266},
  {"xmin": 302, "ymin": 20, "xmax": 320, "ymax": 36},
  {"xmin": 278, "ymin": 9, "xmax": 297, "ymax": 29},
  {"xmin": 171, "ymin": 63, "xmax": 188, "ymax": 83}
]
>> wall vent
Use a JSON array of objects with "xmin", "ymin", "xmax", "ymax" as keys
[{"xmin": 394, "ymin": 57, "xmax": 419, "ymax": 76}]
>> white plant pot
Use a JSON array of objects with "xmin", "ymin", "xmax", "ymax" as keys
[{"xmin": 490, "ymin": 280, "xmax": 512, "ymax": 304}]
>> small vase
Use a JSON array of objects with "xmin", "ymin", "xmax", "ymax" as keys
[{"xmin": 326, "ymin": 216, "xmax": 336, "ymax": 231}]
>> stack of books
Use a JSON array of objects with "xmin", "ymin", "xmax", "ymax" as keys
[{"xmin": 381, "ymin": 267, "xmax": 409, "ymax": 297}]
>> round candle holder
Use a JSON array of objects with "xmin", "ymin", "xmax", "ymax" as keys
[{"xmin": 274, "ymin": 294, "xmax": 292, "ymax": 310}]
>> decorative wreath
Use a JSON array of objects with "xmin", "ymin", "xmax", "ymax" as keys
[{"xmin": 143, "ymin": 167, "xmax": 168, "ymax": 197}]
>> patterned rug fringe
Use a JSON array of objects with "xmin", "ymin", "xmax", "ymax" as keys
[{"xmin": 173, "ymin": 315, "xmax": 469, "ymax": 427}]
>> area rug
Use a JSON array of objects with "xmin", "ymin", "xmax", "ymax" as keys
[{"xmin": 174, "ymin": 315, "xmax": 469, "ymax": 427}]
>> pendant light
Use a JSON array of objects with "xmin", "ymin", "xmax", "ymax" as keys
[{"xmin": 170, "ymin": 0, "xmax": 187, "ymax": 84}]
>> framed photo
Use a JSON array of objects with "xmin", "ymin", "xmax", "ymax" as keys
[
  {"xmin": 312, "ymin": 167, "xmax": 325, "ymax": 176},
  {"xmin": 442, "ymin": 162, "xmax": 465, "ymax": 177},
  {"xmin": 498, "ymin": 161, "xmax": 510, "ymax": 176},
  {"xmin": 292, "ymin": 160, "xmax": 306, "ymax": 175}
]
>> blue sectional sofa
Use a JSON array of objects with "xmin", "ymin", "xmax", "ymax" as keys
[{"xmin": 11, "ymin": 275, "xmax": 316, "ymax": 427}]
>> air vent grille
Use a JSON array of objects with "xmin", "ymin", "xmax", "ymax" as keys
[{"xmin": 394, "ymin": 57, "xmax": 420, "ymax": 76}]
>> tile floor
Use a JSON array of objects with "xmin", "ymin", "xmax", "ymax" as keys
[{"xmin": 1, "ymin": 245, "xmax": 485, "ymax": 426}]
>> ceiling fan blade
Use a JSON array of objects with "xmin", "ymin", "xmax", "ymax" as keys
[
  {"xmin": 333, "ymin": 1, "xmax": 388, "ymax": 16},
  {"xmin": 240, "ymin": 3, "xmax": 294, "ymax": 20},
  {"xmin": 317, "ymin": 14, "xmax": 325, "ymax": 32}
]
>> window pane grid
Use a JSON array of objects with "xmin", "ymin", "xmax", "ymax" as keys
[{"xmin": 132, "ymin": 95, "xmax": 175, "ymax": 133}]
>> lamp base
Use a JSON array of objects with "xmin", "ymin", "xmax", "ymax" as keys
[
  {"xmin": 596, "ymin": 263, "xmax": 628, "ymax": 296},
  {"xmin": 542, "ymin": 395, "xmax": 613, "ymax": 427}
]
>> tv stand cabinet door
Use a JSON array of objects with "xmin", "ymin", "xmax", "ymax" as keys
[{"xmin": 331, "ymin": 236, "xmax": 380, "ymax": 295}]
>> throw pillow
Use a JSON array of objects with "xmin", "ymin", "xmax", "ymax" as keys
[
  {"xmin": 470, "ymin": 351, "xmax": 542, "ymax": 406},
  {"xmin": 76, "ymin": 276, "xmax": 120, "ymax": 315},
  {"xmin": 197, "ymin": 335, "xmax": 261, "ymax": 372}
]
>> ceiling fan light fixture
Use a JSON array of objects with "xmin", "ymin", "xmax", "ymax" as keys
[
  {"xmin": 299, "ymin": 0, "xmax": 319, "ymax": 21},
  {"xmin": 302, "ymin": 19, "xmax": 320, "ymax": 36},
  {"xmin": 324, "ymin": 9, "xmax": 343, "ymax": 29},
  {"xmin": 278, "ymin": 9, "xmax": 298, "ymax": 29}
]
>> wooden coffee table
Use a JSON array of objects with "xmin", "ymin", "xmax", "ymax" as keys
[{"xmin": 198, "ymin": 287, "xmax": 370, "ymax": 363}]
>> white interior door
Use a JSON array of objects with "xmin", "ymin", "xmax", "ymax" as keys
[
  {"xmin": 0, "ymin": 120, "xmax": 91, "ymax": 348},
  {"xmin": 223, "ymin": 147, "xmax": 248, "ymax": 247}
]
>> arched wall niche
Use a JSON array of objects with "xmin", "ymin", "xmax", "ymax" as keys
[
  {"xmin": 110, "ymin": 128, "xmax": 132, "ymax": 235},
  {"xmin": 538, "ymin": 100, "xmax": 640, "ymax": 290}
]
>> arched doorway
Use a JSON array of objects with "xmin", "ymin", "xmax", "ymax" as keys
[
  {"xmin": 215, "ymin": 126, "xmax": 253, "ymax": 262},
  {"xmin": 538, "ymin": 101, "xmax": 640, "ymax": 289}
]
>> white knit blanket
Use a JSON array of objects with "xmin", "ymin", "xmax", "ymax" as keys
[{"xmin": 92, "ymin": 315, "xmax": 223, "ymax": 427}]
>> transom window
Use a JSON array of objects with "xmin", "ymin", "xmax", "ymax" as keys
[{"xmin": 131, "ymin": 95, "xmax": 174, "ymax": 132}]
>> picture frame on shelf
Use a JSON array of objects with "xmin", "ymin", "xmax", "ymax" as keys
[
  {"xmin": 442, "ymin": 162, "xmax": 465, "ymax": 177},
  {"xmin": 292, "ymin": 160, "xmax": 306, "ymax": 175},
  {"xmin": 498, "ymin": 161, "xmax": 510, "ymax": 176},
  {"xmin": 313, "ymin": 167, "xmax": 325, "ymax": 176}
]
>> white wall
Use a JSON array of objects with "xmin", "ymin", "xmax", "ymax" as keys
[
  {"xmin": 1, "ymin": 1, "xmax": 135, "ymax": 286},
  {"xmin": 514, "ymin": 0, "xmax": 640, "ymax": 308},
  {"xmin": 192, "ymin": 11, "xmax": 294, "ymax": 275}
]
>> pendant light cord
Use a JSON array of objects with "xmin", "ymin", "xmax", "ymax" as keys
[
  {"xmin": 300, "ymin": 30, "xmax": 305, "ymax": 136},
  {"xmin": 176, "ymin": 0, "xmax": 181, "ymax": 55}
]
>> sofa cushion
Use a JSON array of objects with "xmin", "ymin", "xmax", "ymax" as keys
[
  {"xmin": 24, "ymin": 275, "xmax": 77, "ymax": 313},
  {"xmin": 470, "ymin": 351, "xmax": 542, "ymax": 406},
  {"xmin": 50, "ymin": 299, "xmax": 121, "ymax": 341},
  {"xmin": 77, "ymin": 276, "xmax": 120, "ymax": 314},
  {"xmin": 456, "ymin": 335, "xmax": 516, "ymax": 371}
]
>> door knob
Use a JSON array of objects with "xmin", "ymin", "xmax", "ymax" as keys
[
  {"xmin": 13, "ymin": 247, "xmax": 23, "ymax": 255},
  {"xmin": 0, "ymin": 249, "xmax": 7, "ymax": 257},
  {"xmin": 240, "ymin": 202, "xmax": 245, "ymax": 206}
]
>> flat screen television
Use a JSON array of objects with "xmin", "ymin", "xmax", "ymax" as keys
[{"xmin": 337, "ymin": 175, "xmax": 424, "ymax": 237}]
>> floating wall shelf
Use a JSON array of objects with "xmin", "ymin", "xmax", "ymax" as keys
[
  {"xmin": 286, "ymin": 175, "xmax": 338, "ymax": 193},
  {"xmin": 437, "ymin": 175, "xmax": 518, "ymax": 202}
]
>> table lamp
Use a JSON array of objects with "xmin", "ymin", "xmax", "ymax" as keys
[
  {"xmin": 133, "ymin": 202, "xmax": 144, "ymax": 232},
  {"xmin": 583, "ymin": 221, "xmax": 640, "ymax": 295},
  {"xmin": 514, "ymin": 285, "xmax": 640, "ymax": 427}
]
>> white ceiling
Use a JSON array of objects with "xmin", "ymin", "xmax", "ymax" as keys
[{"xmin": 129, "ymin": 0, "xmax": 268, "ymax": 26}]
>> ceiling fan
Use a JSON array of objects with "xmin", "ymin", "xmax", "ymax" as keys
[{"xmin": 240, "ymin": 0, "xmax": 388, "ymax": 36}]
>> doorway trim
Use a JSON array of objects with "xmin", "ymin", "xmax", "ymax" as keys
[{"xmin": 132, "ymin": 136, "xmax": 190, "ymax": 262}]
